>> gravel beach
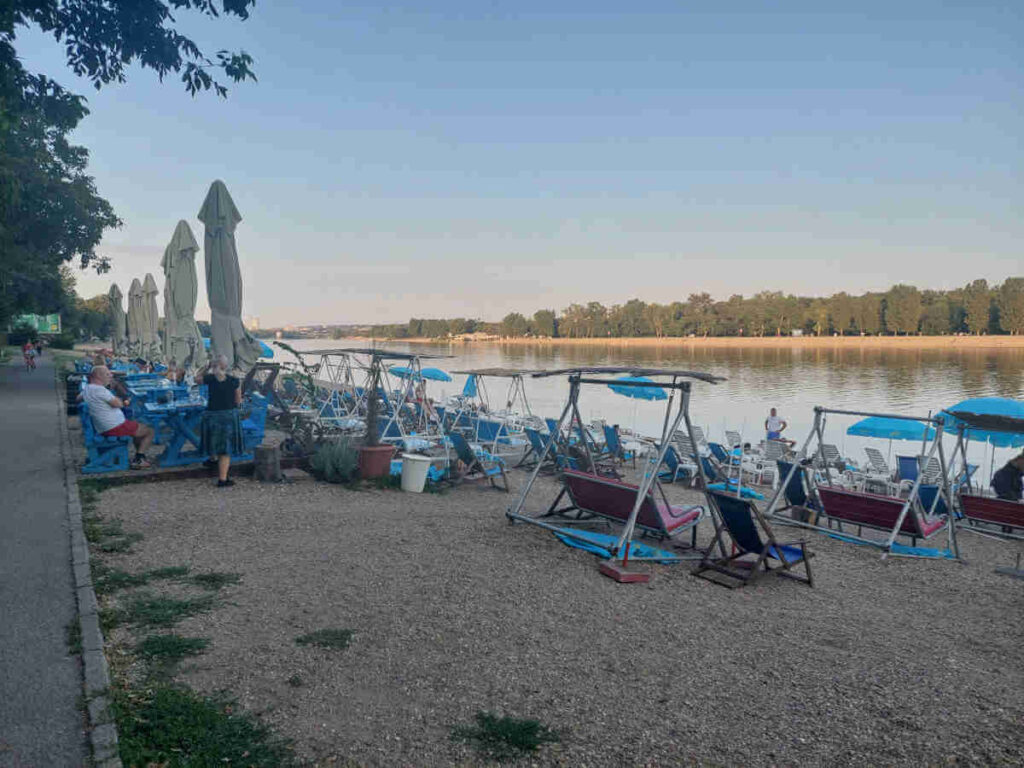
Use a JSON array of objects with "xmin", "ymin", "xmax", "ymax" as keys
[{"xmin": 94, "ymin": 469, "xmax": 1024, "ymax": 767}]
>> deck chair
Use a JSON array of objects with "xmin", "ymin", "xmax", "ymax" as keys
[
  {"xmin": 693, "ymin": 491, "xmax": 814, "ymax": 588},
  {"xmin": 725, "ymin": 430, "xmax": 742, "ymax": 449},
  {"xmin": 656, "ymin": 444, "xmax": 696, "ymax": 484},
  {"xmin": 602, "ymin": 425, "xmax": 636, "ymax": 468},
  {"xmin": 545, "ymin": 468, "xmax": 703, "ymax": 545},
  {"xmin": 816, "ymin": 487, "xmax": 946, "ymax": 546},
  {"xmin": 776, "ymin": 460, "xmax": 823, "ymax": 523},
  {"xmin": 959, "ymin": 495, "xmax": 1024, "ymax": 539},
  {"xmin": 448, "ymin": 433, "xmax": 509, "ymax": 491},
  {"xmin": 863, "ymin": 447, "xmax": 892, "ymax": 477},
  {"xmin": 523, "ymin": 427, "xmax": 558, "ymax": 473}
]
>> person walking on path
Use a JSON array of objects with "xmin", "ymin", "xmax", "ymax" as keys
[
  {"xmin": 196, "ymin": 354, "xmax": 243, "ymax": 487},
  {"xmin": 22, "ymin": 341, "xmax": 36, "ymax": 371}
]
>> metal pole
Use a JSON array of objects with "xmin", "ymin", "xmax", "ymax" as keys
[
  {"xmin": 935, "ymin": 421, "xmax": 959, "ymax": 559},
  {"xmin": 764, "ymin": 414, "xmax": 820, "ymax": 519},
  {"xmin": 506, "ymin": 383, "xmax": 575, "ymax": 521},
  {"xmin": 882, "ymin": 429, "xmax": 942, "ymax": 554}
]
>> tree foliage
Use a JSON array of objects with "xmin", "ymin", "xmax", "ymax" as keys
[
  {"xmin": 997, "ymin": 278, "xmax": 1024, "ymax": 335},
  {"xmin": 0, "ymin": 1, "xmax": 257, "ymax": 326},
  {"xmin": 962, "ymin": 279, "xmax": 992, "ymax": 335}
]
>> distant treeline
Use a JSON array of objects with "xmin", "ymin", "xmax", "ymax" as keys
[{"xmin": 369, "ymin": 278, "xmax": 1024, "ymax": 340}]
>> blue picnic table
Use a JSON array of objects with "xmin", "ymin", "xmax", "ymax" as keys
[{"xmin": 144, "ymin": 398, "xmax": 207, "ymax": 467}]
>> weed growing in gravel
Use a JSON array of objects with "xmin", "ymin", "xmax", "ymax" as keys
[
  {"xmin": 452, "ymin": 711, "xmax": 560, "ymax": 761},
  {"xmin": 93, "ymin": 565, "xmax": 190, "ymax": 595},
  {"xmin": 295, "ymin": 629, "xmax": 354, "ymax": 650},
  {"xmin": 136, "ymin": 635, "xmax": 209, "ymax": 677},
  {"xmin": 191, "ymin": 572, "xmax": 242, "ymax": 590},
  {"xmin": 112, "ymin": 685, "xmax": 295, "ymax": 767},
  {"xmin": 96, "ymin": 532, "xmax": 144, "ymax": 553},
  {"xmin": 118, "ymin": 594, "xmax": 215, "ymax": 629},
  {"xmin": 365, "ymin": 474, "xmax": 402, "ymax": 491},
  {"xmin": 99, "ymin": 607, "xmax": 120, "ymax": 634},
  {"xmin": 66, "ymin": 620, "xmax": 82, "ymax": 655},
  {"xmin": 286, "ymin": 674, "xmax": 303, "ymax": 687}
]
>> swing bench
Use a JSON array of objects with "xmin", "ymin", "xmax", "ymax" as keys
[
  {"xmin": 816, "ymin": 487, "xmax": 947, "ymax": 546},
  {"xmin": 959, "ymin": 495, "xmax": 1024, "ymax": 540},
  {"xmin": 545, "ymin": 468, "xmax": 704, "ymax": 545}
]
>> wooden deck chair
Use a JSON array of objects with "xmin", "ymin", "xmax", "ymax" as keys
[
  {"xmin": 602, "ymin": 425, "xmax": 636, "ymax": 468},
  {"xmin": 776, "ymin": 460, "xmax": 823, "ymax": 523},
  {"xmin": 694, "ymin": 491, "xmax": 814, "ymax": 588},
  {"xmin": 545, "ymin": 469, "xmax": 703, "ymax": 546},
  {"xmin": 816, "ymin": 487, "xmax": 946, "ymax": 546},
  {"xmin": 448, "ymin": 433, "xmax": 509, "ymax": 491},
  {"xmin": 656, "ymin": 444, "xmax": 696, "ymax": 484},
  {"xmin": 959, "ymin": 495, "xmax": 1024, "ymax": 540},
  {"xmin": 523, "ymin": 427, "xmax": 558, "ymax": 473}
]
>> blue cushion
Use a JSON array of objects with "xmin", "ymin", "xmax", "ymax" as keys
[{"xmin": 767, "ymin": 544, "xmax": 804, "ymax": 564}]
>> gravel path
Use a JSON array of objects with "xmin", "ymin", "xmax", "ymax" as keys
[{"xmin": 95, "ymin": 469, "xmax": 1024, "ymax": 767}]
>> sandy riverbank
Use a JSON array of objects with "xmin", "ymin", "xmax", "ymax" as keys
[
  {"xmin": 91, "ymin": 464, "xmax": 1024, "ymax": 767},
  {"xmin": 341, "ymin": 335, "xmax": 1024, "ymax": 351}
]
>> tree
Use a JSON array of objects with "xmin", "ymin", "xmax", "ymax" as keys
[
  {"xmin": 997, "ymin": 278, "xmax": 1024, "ymax": 334},
  {"xmin": 1, "ymin": 1, "xmax": 258, "ymax": 326},
  {"xmin": 962, "ymin": 279, "xmax": 992, "ymax": 334},
  {"xmin": 531, "ymin": 309, "xmax": 557, "ymax": 338},
  {"xmin": 920, "ymin": 293, "xmax": 952, "ymax": 335},
  {"xmin": 500, "ymin": 312, "xmax": 529, "ymax": 337},
  {"xmin": 830, "ymin": 293, "xmax": 855, "ymax": 335},
  {"xmin": 883, "ymin": 285, "xmax": 922, "ymax": 335},
  {"xmin": 856, "ymin": 294, "xmax": 883, "ymax": 335}
]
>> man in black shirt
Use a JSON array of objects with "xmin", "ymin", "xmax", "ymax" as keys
[{"xmin": 991, "ymin": 453, "xmax": 1024, "ymax": 501}]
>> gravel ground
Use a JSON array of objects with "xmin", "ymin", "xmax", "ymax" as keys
[{"xmin": 94, "ymin": 467, "xmax": 1024, "ymax": 767}]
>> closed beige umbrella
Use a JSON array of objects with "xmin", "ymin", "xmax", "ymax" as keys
[
  {"xmin": 127, "ymin": 278, "xmax": 144, "ymax": 358},
  {"xmin": 161, "ymin": 220, "xmax": 206, "ymax": 368},
  {"xmin": 107, "ymin": 283, "xmax": 128, "ymax": 357},
  {"xmin": 142, "ymin": 273, "xmax": 162, "ymax": 361},
  {"xmin": 198, "ymin": 180, "xmax": 262, "ymax": 371}
]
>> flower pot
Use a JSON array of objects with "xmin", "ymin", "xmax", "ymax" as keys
[{"xmin": 359, "ymin": 444, "xmax": 395, "ymax": 479}]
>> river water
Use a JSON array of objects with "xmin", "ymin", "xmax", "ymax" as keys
[{"xmin": 274, "ymin": 339, "xmax": 1024, "ymax": 480}]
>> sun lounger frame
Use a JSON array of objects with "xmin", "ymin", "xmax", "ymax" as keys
[{"xmin": 763, "ymin": 406, "xmax": 959, "ymax": 560}]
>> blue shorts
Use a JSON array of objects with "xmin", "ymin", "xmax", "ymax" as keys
[{"xmin": 767, "ymin": 431, "xmax": 781, "ymax": 440}]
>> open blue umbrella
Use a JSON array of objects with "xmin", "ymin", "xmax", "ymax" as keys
[
  {"xmin": 388, "ymin": 365, "xmax": 452, "ymax": 382},
  {"xmin": 607, "ymin": 376, "xmax": 667, "ymax": 401},
  {"xmin": 203, "ymin": 337, "xmax": 273, "ymax": 359},
  {"xmin": 846, "ymin": 416, "xmax": 935, "ymax": 441},
  {"xmin": 941, "ymin": 398, "xmax": 1024, "ymax": 448}
]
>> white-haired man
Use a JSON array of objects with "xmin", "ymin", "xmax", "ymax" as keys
[{"xmin": 83, "ymin": 365, "xmax": 155, "ymax": 468}]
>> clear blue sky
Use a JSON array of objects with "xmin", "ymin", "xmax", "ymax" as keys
[{"xmin": 18, "ymin": 1, "xmax": 1024, "ymax": 326}]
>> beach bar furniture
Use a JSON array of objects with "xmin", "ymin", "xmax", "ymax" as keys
[
  {"xmin": 544, "ymin": 468, "xmax": 703, "ymax": 546},
  {"xmin": 960, "ymin": 495, "xmax": 1024, "ymax": 540},
  {"xmin": 79, "ymin": 403, "xmax": 132, "ymax": 474},
  {"xmin": 693, "ymin": 491, "xmax": 814, "ymax": 589},
  {"xmin": 507, "ymin": 366, "xmax": 726, "ymax": 577},
  {"xmin": 449, "ymin": 432, "xmax": 509, "ymax": 491},
  {"xmin": 764, "ymin": 406, "xmax": 959, "ymax": 560}
]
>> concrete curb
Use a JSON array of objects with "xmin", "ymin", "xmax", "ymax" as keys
[{"xmin": 55, "ymin": 371, "xmax": 123, "ymax": 768}]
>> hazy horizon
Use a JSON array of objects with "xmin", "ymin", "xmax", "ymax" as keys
[{"xmin": 18, "ymin": 1, "xmax": 1023, "ymax": 327}]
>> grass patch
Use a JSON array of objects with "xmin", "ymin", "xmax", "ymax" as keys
[
  {"xmin": 286, "ymin": 674, "xmax": 303, "ymax": 687},
  {"xmin": 66, "ymin": 620, "xmax": 82, "ymax": 655},
  {"xmin": 452, "ymin": 711, "xmax": 560, "ymax": 761},
  {"xmin": 99, "ymin": 607, "xmax": 120, "ymax": 634},
  {"xmin": 94, "ymin": 565, "xmax": 190, "ymax": 595},
  {"xmin": 112, "ymin": 685, "xmax": 295, "ymax": 767},
  {"xmin": 365, "ymin": 474, "xmax": 402, "ymax": 491},
  {"xmin": 136, "ymin": 634, "xmax": 209, "ymax": 676},
  {"xmin": 96, "ymin": 532, "xmax": 144, "ymax": 553},
  {"xmin": 116, "ymin": 594, "xmax": 215, "ymax": 629},
  {"xmin": 191, "ymin": 571, "xmax": 242, "ymax": 591},
  {"xmin": 295, "ymin": 629, "xmax": 354, "ymax": 650}
]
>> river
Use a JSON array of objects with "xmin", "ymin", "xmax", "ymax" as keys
[{"xmin": 269, "ymin": 338, "xmax": 1024, "ymax": 480}]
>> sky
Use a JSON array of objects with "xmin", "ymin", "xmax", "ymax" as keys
[{"xmin": 17, "ymin": 1, "xmax": 1024, "ymax": 327}]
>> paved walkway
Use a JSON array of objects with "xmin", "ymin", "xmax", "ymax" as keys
[{"xmin": 0, "ymin": 353, "xmax": 87, "ymax": 767}]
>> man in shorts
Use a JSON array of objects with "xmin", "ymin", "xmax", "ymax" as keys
[
  {"xmin": 83, "ymin": 365, "xmax": 154, "ymax": 468},
  {"xmin": 765, "ymin": 407, "xmax": 796, "ymax": 448}
]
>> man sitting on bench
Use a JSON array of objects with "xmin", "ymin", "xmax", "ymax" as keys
[
  {"xmin": 992, "ymin": 453, "xmax": 1024, "ymax": 501},
  {"xmin": 83, "ymin": 366, "xmax": 155, "ymax": 469}
]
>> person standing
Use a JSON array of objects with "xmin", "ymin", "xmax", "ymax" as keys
[
  {"xmin": 34, "ymin": 339, "xmax": 43, "ymax": 357},
  {"xmin": 991, "ymin": 453, "xmax": 1024, "ymax": 501},
  {"xmin": 197, "ymin": 354, "xmax": 242, "ymax": 488},
  {"xmin": 765, "ymin": 407, "xmax": 796, "ymax": 447},
  {"xmin": 22, "ymin": 341, "xmax": 36, "ymax": 371}
]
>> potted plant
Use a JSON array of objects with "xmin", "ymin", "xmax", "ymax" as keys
[{"xmin": 358, "ymin": 354, "xmax": 395, "ymax": 478}]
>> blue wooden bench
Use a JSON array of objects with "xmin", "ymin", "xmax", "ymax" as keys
[
  {"xmin": 79, "ymin": 403, "xmax": 131, "ymax": 474},
  {"xmin": 241, "ymin": 393, "xmax": 268, "ymax": 451}
]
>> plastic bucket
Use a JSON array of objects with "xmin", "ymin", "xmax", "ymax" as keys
[{"xmin": 400, "ymin": 453, "xmax": 432, "ymax": 493}]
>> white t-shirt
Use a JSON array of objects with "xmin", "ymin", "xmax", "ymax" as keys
[
  {"xmin": 766, "ymin": 415, "xmax": 784, "ymax": 432},
  {"xmin": 84, "ymin": 383, "xmax": 125, "ymax": 434}
]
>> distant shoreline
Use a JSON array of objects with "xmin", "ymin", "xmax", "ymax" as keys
[{"xmin": 329, "ymin": 334, "xmax": 1024, "ymax": 351}]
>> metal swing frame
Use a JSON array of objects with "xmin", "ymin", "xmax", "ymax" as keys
[
  {"xmin": 506, "ymin": 367, "xmax": 727, "ymax": 564},
  {"xmin": 450, "ymin": 369, "xmax": 539, "ymax": 458},
  {"xmin": 763, "ymin": 406, "xmax": 960, "ymax": 560}
]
